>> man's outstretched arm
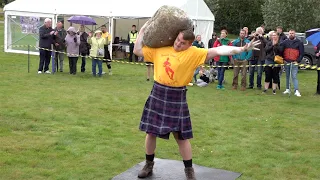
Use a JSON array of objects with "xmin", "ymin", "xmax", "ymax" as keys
[{"xmin": 205, "ymin": 39, "xmax": 260, "ymax": 61}]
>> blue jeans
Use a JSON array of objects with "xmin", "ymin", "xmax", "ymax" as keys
[
  {"xmin": 193, "ymin": 67, "xmax": 201, "ymax": 82},
  {"xmin": 217, "ymin": 62, "xmax": 227, "ymax": 86},
  {"xmin": 249, "ymin": 58, "xmax": 264, "ymax": 88},
  {"xmin": 284, "ymin": 62, "xmax": 299, "ymax": 90},
  {"xmin": 92, "ymin": 58, "xmax": 102, "ymax": 76}
]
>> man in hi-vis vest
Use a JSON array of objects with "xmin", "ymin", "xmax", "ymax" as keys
[{"xmin": 128, "ymin": 25, "xmax": 139, "ymax": 62}]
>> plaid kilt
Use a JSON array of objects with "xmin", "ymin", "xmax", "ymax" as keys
[{"xmin": 139, "ymin": 81, "xmax": 193, "ymax": 140}]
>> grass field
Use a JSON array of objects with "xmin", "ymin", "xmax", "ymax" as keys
[
  {"xmin": 0, "ymin": 23, "xmax": 319, "ymax": 180},
  {"xmin": 0, "ymin": 8, "xmax": 3, "ymax": 21}
]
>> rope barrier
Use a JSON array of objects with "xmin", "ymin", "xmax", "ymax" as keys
[{"xmin": 2, "ymin": 44, "xmax": 320, "ymax": 70}]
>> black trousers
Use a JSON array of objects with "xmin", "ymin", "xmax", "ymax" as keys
[
  {"xmin": 265, "ymin": 66, "xmax": 280, "ymax": 84},
  {"xmin": 38, "ymin": 49, "xmax": 51, "ymax": 72},
  {"xmin": 104, "ymin": 45, "xmax": 111, "ymax": 60},
  {"xmin": 81, "ymin": 53, "xmax": 86, "ymax": 72},
  {"xmin": 129, "ymin": 43, "xmax": 138, "ymax": 62},
  {"xmin": 68, "ymin": 57, "xmax": 78, "ymax": 74},
  {"xmin": 104, "ymin": 46, "xmax": 111, "ymax": 69}
]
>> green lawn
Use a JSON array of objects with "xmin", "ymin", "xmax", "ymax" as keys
[
  {"xmin": 0, "ymin": 8, "xmax": 3, "ymax": 21},
  {"xmin": 0, "ymin": 24, "xmax": 320, "ymax": 180}
]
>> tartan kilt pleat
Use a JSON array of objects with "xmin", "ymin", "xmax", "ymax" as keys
[{"xmin": 139, "ymin": 82, "xmax": 193, "ymax": 140}]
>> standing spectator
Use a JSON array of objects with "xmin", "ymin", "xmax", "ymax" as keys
[
  {"xmin": 266, "ymin": 30, "xmax": 281, "ymax": 89},
  {"xmin": 247, "ymin": 27, "xmax": 268, "ymax": 89},
  {"xmin": 266, "ymin": 30, "xmax": 274, "ymax": 41},
  {"xmin": 213, "ymin": 29, "xmax": 232, "ymax": 89},
  {"xmin": 128, "ymin": 25, "xmax": 139, "ymax": 62},
  {"xmin": 65, "ymin": 27, "xmax": 80, "ymax": 75},
  {"xmin": 78, "ymin": 25, "xmax": 90, "ymax": 73},
  {"xmin": 101, "ymin": 25, "xmax": 112, "ymax": 75},
  {"xmin": 260, "ymin": 24, "xmax": 266, "ymax": 35},
  {"xmin": 87, "ymin": 30, "xmax": 108, "ymax": 77},
  {"xmin": 208, "ymin": 32, "xmax": 217, "ymax": 49},
  {"xmin": 281, "ymin": 29, "xmax": 304, "ymax": 97},
  {"xmin": 315, "ymin": 43, "xmax": 320, "ymax": 95},
  {"xmin": 53, "ymin": 21, "xmax": 67, "ymax": 72},
  {"xmin": 139, "ymin": 56, "xmax": 154, "ymax": 81},
  {"xmin": 243, "ymin": 27, "xmax": 249, "ymax": 39},
  {"xmin": 232, "ymin": 29, "xmax": 252, "ymax": 91},
  {"xmin": 263, "ymin": 32, "xmax": 283, "ymax": 94},
  {"xmin": 146, "ymin": 61, "xmax": 154, "ymax": 81},
  {"xmin": 192, "ymin": 35, "xmax": 205, "ymax": 48},
  {"xmin": 276, "ymin": 27, "xmax": 287, "ymax": 81},
  {"xmin": 208, "ymin": 32, "xmax": 217, "ymax": 66},
  {"xmin": 276, "ymin": 26, "xmax": 288, "ymax": 43},
  {"xmin": 192, "ymin": 35, "xmax": 205, "ymax": 83},
  {"xmin": 38, "ymin": 18, "xmax": 57, "ymax": 74}
]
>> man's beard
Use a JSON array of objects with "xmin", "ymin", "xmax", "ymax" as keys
[{"xmin": 289, "ymin": 36, "xmax": 295, "ymax": 40}]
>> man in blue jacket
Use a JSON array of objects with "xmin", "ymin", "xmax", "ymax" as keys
[
  {"xmin": 232, "ymin": 29, "xmax": 252, "ymax": 90},
  {"xmin": 281, "ymin": 29, "xmax": 304, "ymax": 97}
]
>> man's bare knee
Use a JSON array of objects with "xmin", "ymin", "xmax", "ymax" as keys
[{"xmin": 146, "ymin": 133, "xmax": 157, "ymax": 141}]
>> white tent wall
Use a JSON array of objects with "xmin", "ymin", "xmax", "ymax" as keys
[
  {"xmin": 194, "ymin": 20, "xmax": 214, "ymax": 49},
  {"xmin": 4, "ymin": 10, "xmax": 55, "ymax": 55},
  {"xmin": 3, "ymin": 0, "xmax": 57, "ymax": 15},
  {"xmin": 108, "ymin": 0, "xmax": 214, "ymax": 20},
  {"xmin": 182, "ymin": 0, "xmax": 215, "ymax": 21}
]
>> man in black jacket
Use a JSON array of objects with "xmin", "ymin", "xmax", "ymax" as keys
[
  {"xmin": 78, "ymin": 25, "xmax": 90, "ymax": 73},
  {"xmin": 53, "ymin": 21, "xmax": 67, "ymax": 72},
  {"xmin": 276, "ymin": 26, "xmax": 288, "ymax": 43},
  {"xmin": 38, "ymin": 18, "xmax": 57, "ymax": 74},
  {"xmin": 207, "ymin": 32, "xmax": 217, "ymax": 67},
  {"xmin": 208, "ymin": 32, "xmax": 217, "ymax": 49},
  {"xmin": 247, "ymin": 27, "xmax": 268, "ymax": 89}
]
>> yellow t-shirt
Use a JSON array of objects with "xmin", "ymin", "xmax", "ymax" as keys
[
  {"xmin": 102, "ymin": 32, "xmax": 112, "ymax": 42},
  {"xmin": 143, "ymin": 46, "xmax": 208, "ymax": 87}
]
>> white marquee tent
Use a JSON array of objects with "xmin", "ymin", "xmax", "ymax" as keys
[{"xmin": 4, "ymin": 0, "xmax": 215, "ymax": 56}]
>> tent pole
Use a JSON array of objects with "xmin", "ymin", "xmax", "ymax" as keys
[{"xmin": 109, "ymin": 17, "xmax": 113, "ymax": 60}]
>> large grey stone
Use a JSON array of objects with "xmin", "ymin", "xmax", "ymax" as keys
[
  {"xmin": 143, "ymin": 5, "xmax": 193, "ymax": 48},
  {"xmin": 112, "ymin": 158, "xmax": 242, "ymax": 180}
]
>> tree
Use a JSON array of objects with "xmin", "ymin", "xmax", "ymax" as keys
[
  {"xmin": 262, "ymin": 0, "xmax": 320, "ymax": 32},
  {"xmin": 1, "ymin": 0, "xmax": 14, "ymax": 8},
  {"xmin": 204, "ymin": 0, "xmax": 265, "ymax": 34}
]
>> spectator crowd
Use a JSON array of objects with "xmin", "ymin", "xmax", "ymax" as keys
[
  {"xmin": 36, "ymin": 18, "xmax": 320, "ymax": 96},
  {"xmin": 193, "ymin": 25, "xmax": 320, "ymax": 96}
]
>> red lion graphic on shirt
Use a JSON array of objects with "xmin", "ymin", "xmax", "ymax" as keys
[{"xmin": 163, "ymin": 58, "xmax": 174, "ymax": 80}]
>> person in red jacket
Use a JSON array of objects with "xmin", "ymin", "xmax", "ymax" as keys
[
  {"xmin": 281, "ymin": 29, "xmax": 304, "ymax": 97},
  {"xmin": 213, "ymin": 30, "xmax": 232, "ymax": 89}
]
